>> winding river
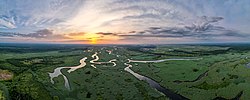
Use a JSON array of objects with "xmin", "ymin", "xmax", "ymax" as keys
[
  {"xmin": 129, "ymin": 57, "xmax": 201, "ymax": 63},
  {"xmin": 90, "ymin": 52, "xmax": 117, "ymax": 68},
  {"xmin": 49, "ymin": 51, "xmax": 117, "ymax": 90},
  {"xmin": 106, "ymin": 50, "xmax": 112, "ymax": 54},
  {"xmin": 48, "ymin": 57, "xmax": 87, "ymax": 90},
  {"xmin": 124, "ymin": 58, "xmax": 201, "ymax": 100},
  {"xmin": 48, "ymin": 49, "xmax": 202, "ymax": 99}
]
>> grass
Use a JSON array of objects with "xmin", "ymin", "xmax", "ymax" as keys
[
  {"xmin": 130, "ymin": 45, "xmax": 250, "ymax": 99},
  {"xmin": 0, "ymin": 90, "xmax": 5, "ymax": 100},
  {"xmin": 5, "ymin": 47, "xmax": 166, "ymax": 100},
  {"xmin": 0, "ymin": 83, "xmax": 8, "ymax": 100},
  {"xmin": 41, "ymin": 47, "xmax": 166, "ymax": 99},
  {"xmin": 1, "ymin": 44, "xmax": 250, "ymax": 99}
]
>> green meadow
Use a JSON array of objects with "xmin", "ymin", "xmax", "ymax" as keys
[{"xmin": 1, "ymin": 43, "xmax": 250, "ymax": 99}]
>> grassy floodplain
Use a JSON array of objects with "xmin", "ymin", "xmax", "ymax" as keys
[
  {"xmin": 0, "ymin": 43, "xmax": 165, "ymax": 100},
  {"xmin": 128, "ymin": 44, "xmax": 250, "ymax": 100},
  {"xmin": 1, "ymin": 43, "xmax": 250, "ymax": 99}
]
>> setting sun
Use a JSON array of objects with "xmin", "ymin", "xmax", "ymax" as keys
[
  {"xmin": 89, "ymin": 38, "xmax": 98, "ymax": 44},
  {"xmin": 85, "ymin": 33, "xmax": 99, "ymax": 44}
]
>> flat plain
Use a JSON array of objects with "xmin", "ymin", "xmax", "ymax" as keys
[{"xmin": 1, "ymin": 43, "xmax": 250, "ymax": 100}]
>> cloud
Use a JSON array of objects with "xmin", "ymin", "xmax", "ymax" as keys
[
  {"xmin": 59, "ymin": 15, "xmax": 248, "ymax": 43},
  {"xmin": 1, "ymin": 0, "xmax": 250, "ymax": 43},
  {"xmin": 61, "ymin": 0, "xmax": 193, "ymax": 33},
  {"xmin": 68, "ymin": 32, "xmax": 86, "ymax": 36},
  {"xmin": 0, "ymin": 29, "xmax": 67, "ymax": 39},
  {"xmin": 96, "ymin": 32, "xmax": 117, "ymax": 36},
  {"xmin": 118, "ymin": 16, "xmax": 248, "ymax": 41},
  {"xmin": 0, "ymin": 32, "xmax": 21, "ymax": 37},
  {"xmin": 0, "ymin": 16, "xmax": 16, "ymax": 29},
  {"xmin": 0, "ymin": 0, "xmax": 83, "ymax": 29},
  {"xmin": 54, "ymin": 39, "xmax": 89, "ymax": 43},
  {"xmin": 25, "ymin": 29, "xmax": 53, "ymax": 38},
  {"xmin": 184, "ymin": 16, "xmax": 224, "ymax": 33}
]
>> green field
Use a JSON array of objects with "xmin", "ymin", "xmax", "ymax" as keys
[{"xmin": 1, "ymin": 43, "xmax": 250, "ymax": 100}]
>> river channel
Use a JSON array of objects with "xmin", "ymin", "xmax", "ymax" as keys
[{"xmin": 49, "ymin": 50, "xmax": 201, "ymax": 99}]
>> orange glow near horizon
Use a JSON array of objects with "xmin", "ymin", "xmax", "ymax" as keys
[
  {"xmin": 85, "ymin": 33, "xmax": 99, "ymax": 44},
  {"xmin": 89, "ymin": 38, "xmax": 98, "ymax": 44},
  {"xmin": 65, "ymin": 32, "xmax": 123, "ymax": 44}
]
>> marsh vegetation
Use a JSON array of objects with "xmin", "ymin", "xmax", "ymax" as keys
[{"xmin": 1, "ymin": 43, "xmax": 250, "ymax": 100}]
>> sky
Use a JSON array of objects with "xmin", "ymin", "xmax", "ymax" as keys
[{"xmin": 0, "ymin": 0, "xmax": 250, "ymax": 44}]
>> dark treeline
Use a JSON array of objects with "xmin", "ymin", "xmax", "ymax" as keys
[
  {"xmin": 0, "ymin": 43, "xmax": 90, "ymax": 53},
  {"xmin": 126, "ymin": 43, "xmax": 250, "ymax": 57}
]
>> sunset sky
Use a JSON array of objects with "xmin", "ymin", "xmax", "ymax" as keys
[{"xmin": 0, "ymin": 0, "xmax": 250, "ymax": 44}]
